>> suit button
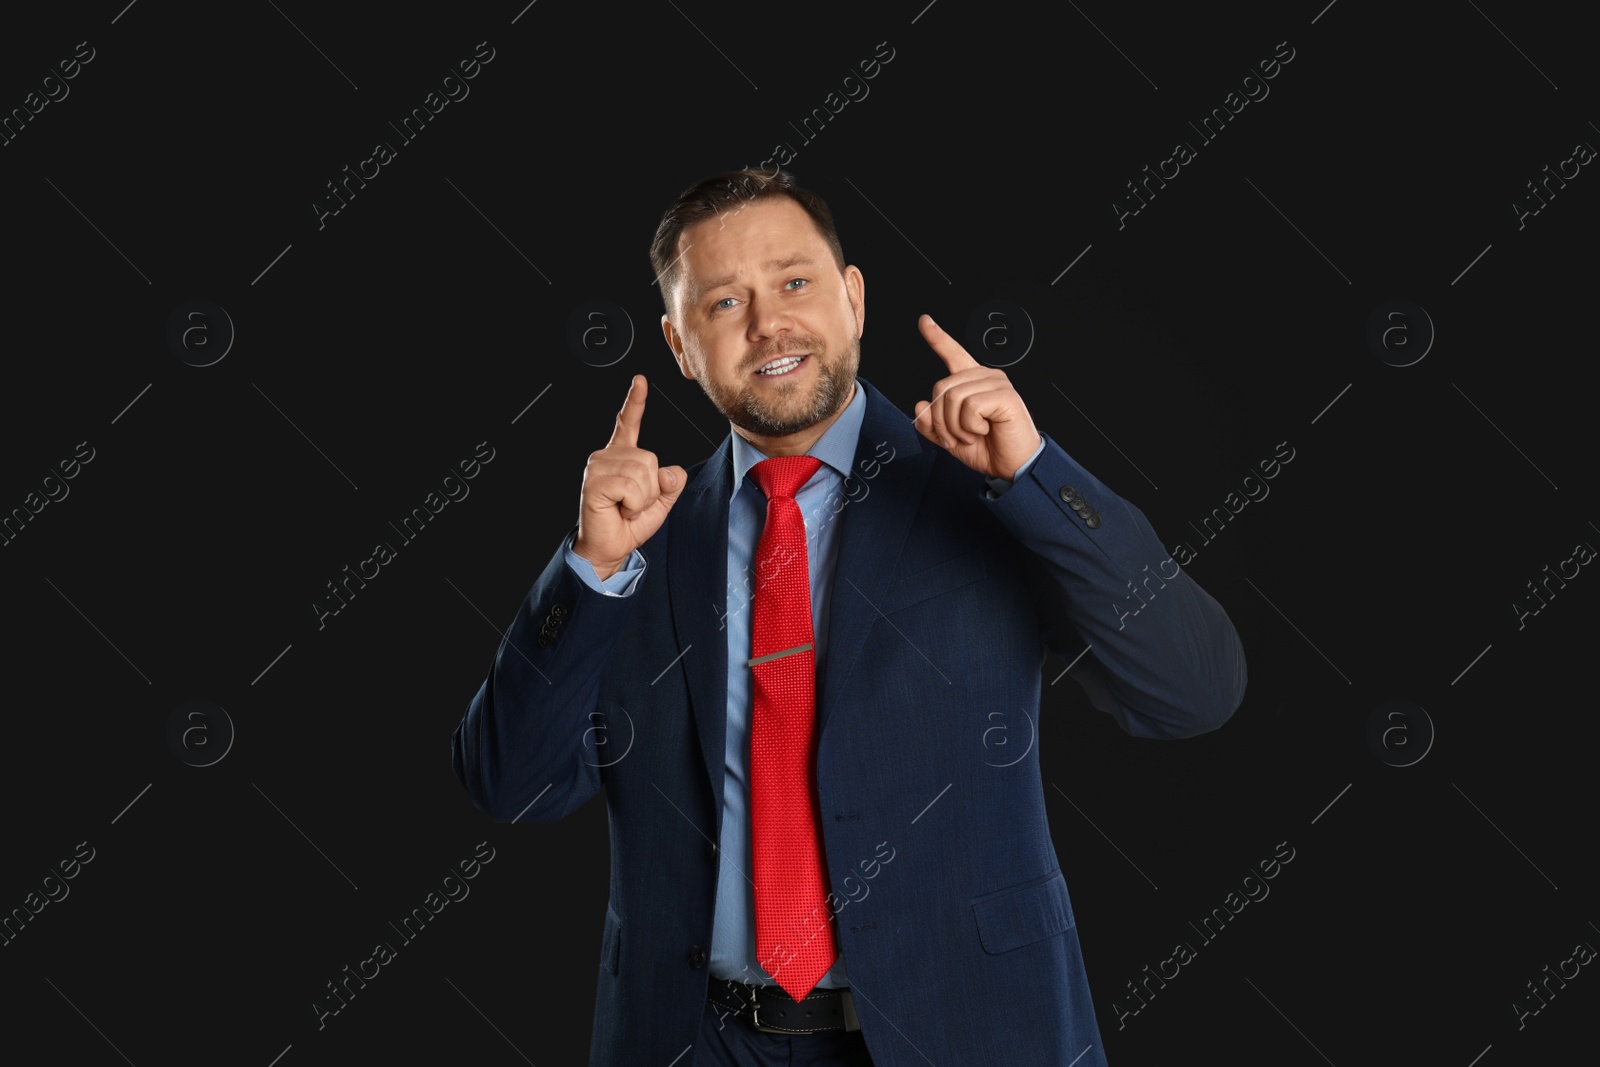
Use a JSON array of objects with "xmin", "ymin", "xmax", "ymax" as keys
[
  {"xmin": 551, "ymin": 604, "xmax": 567, "ymax": 618},
  {"xmin": 1085, "ymin": 514, "xmax": 1102, "ymax": 529},
  {"xmin": 1059, "ymin": 486, "xmax": 1079, "ymax": 503},
  {"xmin": 537, "ymin": 632, "xmax": 554, "ymax": 647},
  {"xmin": 689, "ymin": 945, "xmax": 707, "ymax": 969}
]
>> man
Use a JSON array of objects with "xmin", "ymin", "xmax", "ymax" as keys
[{"xmin": 452, "ymin": 168, "xmax": 1247, "ymax": 1066}]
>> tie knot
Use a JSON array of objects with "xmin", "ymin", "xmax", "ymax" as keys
[{"xmin": 751, "ymin": 455, "xmax": 823, "ymax": 501}]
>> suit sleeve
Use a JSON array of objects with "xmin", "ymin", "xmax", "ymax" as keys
[
  {"xmin": 564, "ymin": 530, "xmax": 647, "ymax": 596},
  {"xmin": 451, "ymin": 523, "xmax": 649, "ymax": 822},
  {"xmin": 980, "ymin": 432, "xmax": 1247, "ymax": 739},
  {"xmin": 984, "ymin": 435, "xmax": 1047, "ymax": 499}
]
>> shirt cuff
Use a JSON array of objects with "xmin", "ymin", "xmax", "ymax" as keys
[
  {"xmin": 563, "ymin": 532, "xmax": 647, "ymax": 596},
  {"xmin": 983, "ymin": 435, "xmax": 1047, "ymax": 500}
]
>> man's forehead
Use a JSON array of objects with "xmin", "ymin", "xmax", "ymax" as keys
[
  {"xmin": 678, "ymin": 199, "xmax": 819, "ymax": 261},
  {"xmin": 676, "ymin": 200, "xmax": 828, "ymax": 300}
]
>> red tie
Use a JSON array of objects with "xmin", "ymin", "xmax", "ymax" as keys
[{"xmin": 748, "ymin": 455, "xmax": 836, "ymax": 1001}]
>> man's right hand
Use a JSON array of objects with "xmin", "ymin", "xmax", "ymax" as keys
[{"xmin": 573, "ymin": 375, "xmax": 688, "ymax": 581}]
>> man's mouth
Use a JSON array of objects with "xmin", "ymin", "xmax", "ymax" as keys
[{"xmin": 753, "ymin": 353, "xmax": 809, "ymax": 377}]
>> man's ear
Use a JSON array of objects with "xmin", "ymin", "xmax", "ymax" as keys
[
  {"xmin": 661, "ymin": 315, "xmax": 695, "ymax": 380},
  {"xmin": 845, "ymin": 264, "xmax": 866, "ymax": 340}
]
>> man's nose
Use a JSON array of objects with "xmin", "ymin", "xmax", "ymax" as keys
[{"xmin": 745, "ymin": 290, "xmax": 794, "ymax": 341}]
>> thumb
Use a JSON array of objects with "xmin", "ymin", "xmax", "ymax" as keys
[{"xmin": 656, "ymin": 465, "xmax": 689, "ymax": 510}]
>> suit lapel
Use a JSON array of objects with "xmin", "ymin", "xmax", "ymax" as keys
[
  {"xmin": 668, "ymin": 433, "xmax": 734, "ymax": 822},
  {"xmin": 816, "ymin": 378, "xmax": 932, "ymax": 733}
]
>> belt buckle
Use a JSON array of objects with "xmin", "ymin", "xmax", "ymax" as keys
[{"xmin": 748, "ymin": 995, "xmax": 784, "ymax": 1034}]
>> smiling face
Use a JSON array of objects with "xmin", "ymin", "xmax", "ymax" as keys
[{"xmin": 661, "ymin": 197, "xmax": 865, "ymax": 456}]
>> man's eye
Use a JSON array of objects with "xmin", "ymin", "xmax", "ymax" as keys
[
  {"xmin": 713, "ymin": 297, "xmax": 736, "ymax": 311},
  {"xmin": 785, "ymin": 278, "xmax": 808, "ymax": 290}
]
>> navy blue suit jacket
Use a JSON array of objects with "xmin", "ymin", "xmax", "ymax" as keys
[{"xmin": 452, "ymin": 374, "xmax": 1247, "ymax": 1066}]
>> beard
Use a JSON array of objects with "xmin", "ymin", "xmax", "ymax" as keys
[{"xmin": 695, "ymin": 332, "xmax": 861, "ymax": 439}]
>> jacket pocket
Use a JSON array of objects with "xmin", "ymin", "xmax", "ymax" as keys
[
  {"xmin": 601, "ymin": 904, "xmax": 622, "ymax": 975},
  {"xmin": 970, "ymin": 868, "xmax": 1075, "ymax": 955},
  {"xmin": 878, "ymin": 547, "xmax": 987, "ymax": 616}
]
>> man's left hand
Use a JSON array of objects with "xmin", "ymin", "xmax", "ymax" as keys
[{"xmin": 911, "ymin": 314, "xmax": 1043, "ymax": 482}]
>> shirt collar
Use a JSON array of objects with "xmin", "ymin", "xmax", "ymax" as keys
[{"xmin": 730, "ymin": 376, "xmax": 867, "ymax": 499}]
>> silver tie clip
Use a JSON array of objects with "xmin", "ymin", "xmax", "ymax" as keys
[{"xmin": 748, "ymin": 641, "xmax": 814, "ymax": 667}]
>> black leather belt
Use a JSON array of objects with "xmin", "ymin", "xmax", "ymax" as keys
[{"xmin": 708, "ymin": 978, "xmax": 862, "ymax": 1034}]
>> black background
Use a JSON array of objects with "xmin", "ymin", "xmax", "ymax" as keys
[{"xmin": 2, "ymin": 2, "xmax": 1595, "ymax": 1064}]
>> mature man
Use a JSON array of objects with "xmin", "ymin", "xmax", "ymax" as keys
[{"xmin": 452, "ymin": 168, "xmax": 1247, "ymax": 1066}]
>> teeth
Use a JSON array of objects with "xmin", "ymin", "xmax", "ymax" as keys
[{"xmin": 758, "ymin": 355, "xmax": 804, "ymax": 374}]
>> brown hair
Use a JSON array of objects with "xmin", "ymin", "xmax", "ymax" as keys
[{"xmin": 649, "ymin": 168, "xmax": 846, "ymax": 315}]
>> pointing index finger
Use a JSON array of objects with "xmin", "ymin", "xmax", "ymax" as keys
[
  {"xmin": 609, "ymin": 374, "xmax": 646, "ymax": 449},
  {"xmin": 918, "ymin": 314, "xmax": 980, "ymax": 373}
]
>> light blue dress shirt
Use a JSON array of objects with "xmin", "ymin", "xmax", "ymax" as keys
[{"xmin": 562, "ymin": 379, "xmax": 1046, "ymax": 989}]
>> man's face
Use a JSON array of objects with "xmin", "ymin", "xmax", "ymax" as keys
[{"xmin": 662, "ymin": 197, "xmax": 865, "ymax": 441}]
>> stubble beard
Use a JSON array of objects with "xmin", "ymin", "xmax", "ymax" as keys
[{"xmin": 699, "ymin": 335, "xmax": 860, "ymax": 440}]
